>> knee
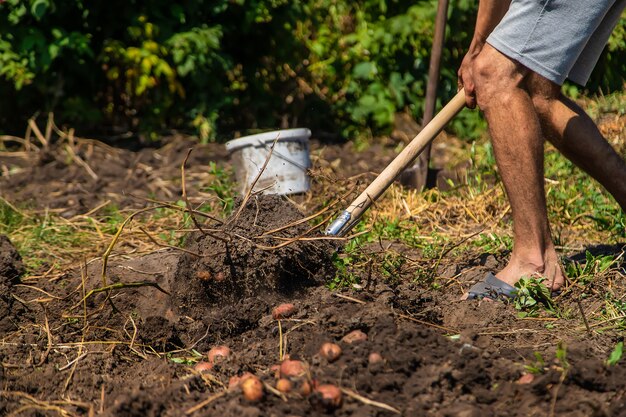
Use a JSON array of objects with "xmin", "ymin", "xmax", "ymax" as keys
[{"xmin": 471, "ymin": 48, "xmax": 525, "ymax": 110}]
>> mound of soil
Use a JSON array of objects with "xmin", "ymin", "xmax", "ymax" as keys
[
  {"xmin": 0, "ymin": 234, "xmax": 24, "ymax": 334},
  {"xmin": 173, "ymin": 195, "xmax": 335, "ymax": 317},
  {"xmin": 0, "ymin": 234, "xmax": 23, "ymax": 281}
]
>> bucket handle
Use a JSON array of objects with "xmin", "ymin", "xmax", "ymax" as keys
[{"xmin": 256, "ymin": 140, "xmax": 310, "ymax": 171}]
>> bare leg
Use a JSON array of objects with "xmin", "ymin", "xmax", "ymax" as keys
[
  {"xmin": 528, "ymin": 75, "xmax": 626, "ymax": 211},
  {"xmin": 471, "ymin": 45, "xmax": 565, "ymax": 289}
]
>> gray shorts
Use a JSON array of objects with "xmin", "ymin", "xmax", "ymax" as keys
[{"xmin": 487, "ymin": 0, "xmax": 626, "ymax": 86}]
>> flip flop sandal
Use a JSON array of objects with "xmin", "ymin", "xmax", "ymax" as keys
[{"xmin": 465, "ymin": 272, "xmax": 518, "ymax": 301}]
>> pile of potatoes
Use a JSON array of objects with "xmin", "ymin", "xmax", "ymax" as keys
[{"xmin": 192, "ymin": 303, "xmax": 385, "ymax": 412}]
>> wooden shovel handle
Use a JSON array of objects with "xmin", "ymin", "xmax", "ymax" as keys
[{"xmin": 333, "ymin": 89, "xmax": 466, "ymax": 235}]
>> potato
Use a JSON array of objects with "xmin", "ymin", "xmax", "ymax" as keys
[
  {"xmin": 299, "ymin": 379, "xmax": 313, "ymax": 396},
  {"xmin": 342, "ymin": 330, "xmax": 367, "ymax": 344},
  {"xmin": 319, "ymin": 342, "xmax": 342, "ymax": 363},
  {"xmin": 195, "ymin": 270, "xmax": 225, "ymax": 282},
  {"xmin": 276, "ymin": 378, "xmax": 292, "ymax": 393},
  {"xmin": 272, "ymin": 303, "xmax": 296, "ymax": 320},
  {"xmin": 368, "ymin": 352, "xmax": 383, "ymax": 365},
  {"xmin": 193, "ymin": 361, "xmax": 214, "ymax": 372},
  {"xmin": 228, "ymin": 372, "xmax": 254, "ymax": 391},
  {"xmin": 279, "ymin": 359, "xmax": 307, "ymax": 378},
  {"xmin": 196, "ymin": 270, "xmax": 212, "ymax": 281},
  {"xmin": 312, "ymin": 384, "xmax": 342, "ymax": 411},
  {"xmin": 517, "ymin": 373, "xmax": 535, "ymax": 384},
  {"xmin": 207, "ymin": 345, "xmax": 231, "ymax": 363},
  {"xmin": 269, "ymin": 364, "xmax": 281, "ymax": 379},
  {"xmin": 241, "ymin": 375, "xmax": 264, "ymax": 402}
]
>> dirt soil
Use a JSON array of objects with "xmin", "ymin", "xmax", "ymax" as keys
[
  {"xmin": 0, "ymin": 134, "xmax": 228, "ymax": 216},
  {"xmin": 1, "ymin": 129, "xmax": 626, "ymax": 416}
]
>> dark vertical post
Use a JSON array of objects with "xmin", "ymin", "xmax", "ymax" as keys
[{"xmin": 400, "ymin": 0, "xmax": 450, "ymax": 190}]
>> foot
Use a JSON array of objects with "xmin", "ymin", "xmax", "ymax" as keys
[
  {"xmin": 463, "ymin": 272, "xmax": 518, "ymax": 301},
  {"xmin": 460, "ymin": 249, "xmax": 566, "ymax": 301},
  {"xmin": 495, "ymin": 250, "xmax": 565, "ymax": 293}
]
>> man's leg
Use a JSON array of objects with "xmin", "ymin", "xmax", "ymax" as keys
[
  {"xmin": 471, "ymin": 44, "xmax": 565, "ymax": 289},
  {"xmin": 528, "ymin": 74, "xmax": 626, "ymax": 211}
]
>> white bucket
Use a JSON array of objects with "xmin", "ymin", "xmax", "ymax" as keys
[{"xmin": 225, "ymin": 128, "xmax": 312, "ymax": 196}]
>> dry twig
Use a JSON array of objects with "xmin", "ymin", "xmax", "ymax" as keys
[
  {"xmin": 184, "ymin": 391, "xmax": 227, "ymax": 415},
  {"xmin": 340, "ymin": 388, "xmax": 401, "ymax": 414}
]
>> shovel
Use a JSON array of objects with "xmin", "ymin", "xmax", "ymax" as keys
[{"xmin": 325, "ymin": 89, "xmax": 466, "ymax": 237}]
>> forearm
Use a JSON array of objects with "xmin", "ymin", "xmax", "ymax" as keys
[{"xmin": 468, "ymin": 0, "xmax": 512, "ymax": 54}]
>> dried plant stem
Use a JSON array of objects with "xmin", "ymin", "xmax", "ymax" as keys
[
  {"xmin": 139, "ymin": 227, "xmax": 202, "ymax": 257},
  {"xmin": 28, "ymin": 118, "xmax": 48, "ymax": 147},
  {"xmin": 396, "ymin": 312, "xmax": 458, "ymax": 334},
  {"xmin": 340, "ymin": 388, "xmax": 401, "ymax": 414},
  {"xmin": 36, "ymin": 306, "xmax": 53, "ymax": 366},
  {"xmin": 228, "ymin": 134, "xmax": 280, "ymax": 226},
  {"xmin": 333, "ymin": 293, "xmax": 366, "ymax": 304},
  {"xmin": 278, "ymin": 320, "xmax": 284, "ymax": 361},
  {"xmin": 184, "ymin": 391, "xmax": 227, "ymax": 415},
  {"xmin": 71, "ymin": 281, "xmax": 169, "ymax": 311},
  {"xmin": 576, "ymin": 299, "xmax": 592, "ymax": 334},
  {"xmin": 101, "ymin": 205, "xmax": 168, "ymax": 287}
]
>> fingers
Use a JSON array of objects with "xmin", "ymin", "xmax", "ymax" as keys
[
  {"xmin": 458, "ymin": 74, "xmax": 477, "ymax": 109},
  {"xmin": 465, "ymin": 87, "xmax": 477, "ymax": 109}
]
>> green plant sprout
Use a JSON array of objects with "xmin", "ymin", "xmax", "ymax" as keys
[
  {"xmin": 606, "ymin": 341, "xmax": 624, "ymax": 366},
  {"xmin": 514, "ymin": 276, "xmax": 556, "ymax": 318},
  {"xmin": 524, "ymin": 352, "xmax": 546, "ymax": 374}
]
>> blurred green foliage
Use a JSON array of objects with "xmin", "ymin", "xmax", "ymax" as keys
[{"xmin": 0, "ymin": 1, "xmax": 624, "ymax": 141}]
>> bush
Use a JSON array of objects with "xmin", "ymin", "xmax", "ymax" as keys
[{"xmin": 0, "ymin": 1, "xmax": 624, "ymax": 141}]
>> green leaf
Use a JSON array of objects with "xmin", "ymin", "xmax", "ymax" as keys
[
  {"xmin": 8, "ymin": 3, "xmax": 28, "ymax": 24},
  {"xmin": 30, "ymin": 0, "xmax": 49, "ymax": 20},
  {"xmin": 607, "ymin": 341, "xmax": 623, "ymax": 366},
  {"xmin": 48, "ymin": 43, "xmax": 60, "ymax": 60},
  {"xmin": 556, "ymin": 342, "xmax": 569, "ymax": 369},
  {"xmin": 353, "ymin": 62, "xmax": 377, "ymax": 80}
]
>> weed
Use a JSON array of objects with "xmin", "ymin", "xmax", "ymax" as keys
[
  {"xmin": 600, "ymin": 295, "xmax": 626, "ymax": 330},
  {"xmin": 545, "ymin": 148, "xmax": 625, "ymax": 235},
  {"xmin": 470, "ymin": 233, "xmax": 512, "ymax": 254},
  {"xmin": 514, "ymin": 276, "xmax": 556, "ymax": 318},
  {"xmin": 100, "ymin": 204, "xmax": 126, "ymax": 234},
  {"xmin": 0, "ymin": 199, "xmax": 24, "ymax": 232},
  {"xmin": 167, "ymin": 349, "xmax": 202, "ymax": 366},
  {"xmin": 555, "ymin": 342, "xmax": 569, "ymax": 370},
  {"xmin": 525, "ymin": 352, "xmax": 546, "ymax": 374},
  {"xmin": 329, "ymin": 238, "xmax": 364, "ymax": 290},
  {"xmin": 449, "ymin": 107, "xmax": 488, "ymax": 141},
  {"xmin": 606, "ymin": 341, "xmax": 624, "ymax": 366},
  {"xmin": 586, "ymin": 90, "xmax": 626, "ymax": 119},
  {"xmin": 10, "ymin": 220, "xmax": 93, "ymax": 272},
  {"xmin": 564, "ymin": 251, "xmax": 618, "ymax": 286},
  {"xmin": 204, "ymin": 162, "xmax": 235, "ymax": 214},
  {"xmin": 380, "ymin": 251, "xmax": 406, "ymax": 281}
]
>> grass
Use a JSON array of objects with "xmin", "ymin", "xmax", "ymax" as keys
[
  {"xmin": 203, "ymin": 161, "xmax": 236, "ymax": 214},
  {"xmin": 1, "ymin": 92, "xmax": 624, "ymax": 337},
  {"xmin": 346, "ymin": 90, "xmax": 625, "ymax": 278},
  {"xmin": 606, "ymin": 341, "xmax": 624, "ymax": 366},
  {"xmin": 0, "ymin": 185, "xmax": 233, "ymax": 274}
]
